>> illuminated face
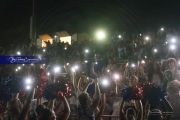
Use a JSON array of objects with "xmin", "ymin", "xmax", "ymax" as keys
[
  {"xmin": 130, "ymin": 76, "xmax": 138, "ymax": 86},
  {"xmin": 169, "ymin": 61, "xmax": 175, "ymax": 70}
]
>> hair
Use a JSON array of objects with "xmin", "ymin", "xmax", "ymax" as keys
[
  {"xmin": 167, "ymin": 58, "xmax": 176, "ymax": 65},
  {"xmin": 7, "ymin": 99, "xmax": 22, "ymax": 116},
  {"xmin": 166, "ymin": 80, "xmax": 180, "ymax": 93},
  {"xmin": 78, "ymin": 92, "xmax": 89, "ymax": 107},
  {"xmin": 130, "ymin": 75, "xmax": 139, "ymax": 83},
  {"xmin": 35, "ymin": 105, "xmax": 45, "ymax": 116},
  {"xmin": 148, "ymin": 61, "xmax": 164, "ymax": 83},
  {"xmin": 38, "ymin": 108, "xmax": 55, "ymax": 120}
]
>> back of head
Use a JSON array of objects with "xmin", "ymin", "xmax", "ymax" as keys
[
  {"xmin": 7, "ymin": 99, "xmax": 22, "ymax": 116},
  {"xmin": 35, "ymin": 105, "xmax": 45, "ymax": 116},
  {"xmin": 78, "ymin": 92, "xmax": 89, "ymax": 107},
  {"xmin": 38, "ymin": 108, "xmax": 56, "ymax": 120},
  {"xmin": 167, "ymin": 80, "xmax": 180, "ymax": 94}
]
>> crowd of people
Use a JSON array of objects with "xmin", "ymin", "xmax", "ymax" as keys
[{"xmin": 0, "ymin": 28, "xmax": 180, "ymax": 120}]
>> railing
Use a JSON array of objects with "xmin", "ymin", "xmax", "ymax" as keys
[{"xmin": 69, "ymin": 114, "xmax": 119, "ymax": 120}]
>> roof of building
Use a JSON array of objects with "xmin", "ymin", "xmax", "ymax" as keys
[
  {"xmin": 56, "ymin": 31, "xmax": 70, "ymax": 37},
  {"xmin": 38, "ymin": 34, "xmax": 52, "ymax": 40}
]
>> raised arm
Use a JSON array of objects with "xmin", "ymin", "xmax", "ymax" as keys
[
  {"xmin": 47, "ymin": 99, "xmax": 55, "ymax": 111},
  {"xmin": 77, "ymin": 77, "xmax": 83, "ymax": 91},
  {"xmin": 96, "ymin": 93, "xmax": 106, "ymax": 120},
  {"xmin": 144, "ymin": 101, "xmax": 150, "ymax": 120},
  {"xmin": 17, "ymin": 88, "xmax": 35, "ymax": 120},
  {"xmin": 123, "ymin": 62, "xmax": 129, "ymax": 79},
  {"xmin": 60, "ymin": 96, "xmax": 71, "ymax": 120},
  {"xmin": 135, "ymin": 100, "xmax": 143, "ymax": 120},
  {"xmin": 71, "ymin": 72, "xmax": 78, "ymax": 92},
  {"xmin": 90, "ymin": 78, "xmax": 101, "ymax": 110},
  {"xmin": 82, "ymin": 78, "xmax": 93, "ymax": 92},
  {"xmin": 119, "ymin": 101, "xmax": 125, "ymax": 120}
]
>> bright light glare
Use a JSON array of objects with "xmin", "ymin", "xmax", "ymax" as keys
[
  {"xmin": 145, "ymin": 56, "xmax": 147, "ymax": 59},
  {"xmin": 171, "ymin": 38, "xmax": 176, "ymax": 43},
  {"xmin": 31, "ymin": 64, "xmax": 33, "ymax": 66},
  {"xmin": 166, "ymin": 42, "xmax": 168, "ymax": 44},
  {"xmin": 26, "ymin": 86, "xmax": 31, "ymax": 90},
  {"xmin": 71, "ymin": 68, "xmax": 75, "ymax": 72},
  {"xmin": 161, "ymin": 28, "xmax": 164, "ymax": 31},
  {"xmin": 74, "ymin": 65, "xmax": 78, "ymax": 70},
  {"xmin": 43, "ymin": 49, "xmax": 45, "ymax": 52},
  {"xmin": 107, "ymin": 69, "xmax": 110, "ymax": 72},
  {"xmin": 43, "ymin": 64, "xmax": 45, "ymax": 66},
  {"xmin": 140, "ymin": 34, "xmax": 141, "ymax": 36},
  {"xmin": 15, "ymin": 69, "xmax": 18, "ymax": 72},
  {"xmin": 85, "ymin": 60, "xmax": 88, "ymax": 63},
  {"xmin": 102, "ymin": 79, "xmax": 109, "ymax": 86},
  {"xmin": 170, "ymin": 45, "xmax": 175, "ymax": 50},
  {"xmin": 64, "ymin": 47, "xmax": 67, "ymax": 50},
  {"xmin": 85, "ymin": 49, "xmax": 89, "ymax": 53},
  {"xmin": 96, "ymin": 31, "xmax": 105, "ymax": 40},
  {"xmin": 47, "ymin": 72, "xmax": 50, "ymax": 76},
  {"xmin": 118, "ymin": 35, "xmax": 121, "ymax": 38},
  {"xmin": 54, "ymin": 67, "xmax": 60, "ymax": 73},
  {"xmin": 154, "ymin": 49, "xmax": 158, "ymax": 53},
  {"xmin": 145, "ymin": 36, "xmax": 149, "ymax": 40},
  {"xmin": 141, "ymin": 60, "xmax": 145, "ymax": 64},
  {"xmin": 18, "ymin": 67, "xmax": 21, "ymax": 69},
  {"xmin": 17, "ymin": 51, "xmax": 21, "ymax": 55},
  {"xmin": 114, "ymin": 74, "xmax": 119, "ymax": 79},
  {"xmin": 22, "ymin": 64, "xmax": 25, "ymax": 66},
  {"xmin": 67, "ymin": 63, "xmax": 69, "ymax": 65},
  {"xmin": 95, "ymin": 62, "xmax": 98, "ymax": 64},
  {"xmin": 131, "ymin": 64, "xmax": 135, "ymax": 67},
  {"xmin": 26, "ymin": 78, "xmax": 31, "ymax": 84},
  {"xmin": 54, "ymin": 35, "xmax": 57, "ymax": 38}
]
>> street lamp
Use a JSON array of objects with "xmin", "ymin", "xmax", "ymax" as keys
[
  {"xmin": 96, "ymin": 31, "xmax": 105, "ymax": 40},
  {"xmin": 85, "ymin": 49, "xmax": 89, "ymax": 53},
  {"xmin": 17, "ymin": 51, "xmax": 21, "ymax": 55},
  {"xmin": 171, "ymin": 38, "xmax": 176, "ymax": 43},
  {"xmin": 170, "ymin": 45, "xmax": 175, "ymax": 50},
  {"xmin": 145, "ymin": 36, "xmax": 149, "ymax": 41},
  {"xmin": 154, "ymin": 48, "xmax": 158, "ymax": 53}
]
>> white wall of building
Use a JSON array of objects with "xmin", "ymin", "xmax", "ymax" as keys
[
  {"xmin": 60, "ymin": 36, "xmax": 71, "ymax": 45},
  {"xmin": 71, "ymin": 34, "xmax": 77, "ymax": 41}
]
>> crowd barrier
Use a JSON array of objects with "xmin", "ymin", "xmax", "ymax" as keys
[{"xmin": 69, "ymin": 114, "xmax": 119, "ymax": 120}]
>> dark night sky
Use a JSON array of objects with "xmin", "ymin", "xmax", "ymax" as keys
[{"xmin": 0, "ymin": 0, "xmax": 180, "ymax": 47}]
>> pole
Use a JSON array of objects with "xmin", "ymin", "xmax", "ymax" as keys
[
  {"xmin": 30, "ymin": 0, "xmax": 36, "ymax": 45},
  {"xmin": 33, "ymin": 0, "xmax": 36, "ymax": 45}
]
